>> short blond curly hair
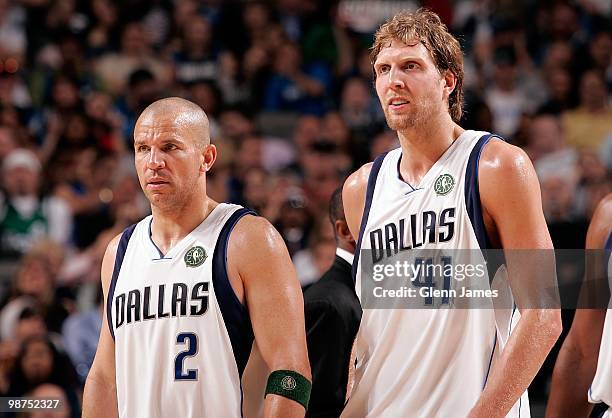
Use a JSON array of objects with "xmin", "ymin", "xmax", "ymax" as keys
[{"xmin": 370, "ymin": 9, "xmax": 464, "ymax": 122}]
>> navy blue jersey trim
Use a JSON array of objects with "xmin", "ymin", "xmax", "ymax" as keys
[
  {"xmin": 212, "ymin": 207, "xmax": 256, "ymax": 377},
  {"xmin": 106, "ymin": 223, "xmax": 137, "ymax": 340},
  {"xmin": 148, "ymin": 218, "xmax": 166, "ymax": 258},
  {"xmin": 589, "ymin": 387, "xmax": 603, "ymax": 403},
  {"xmin": 352, "ymin": 152, "xmax": 388, "ymax": 283},
  {"xmin": 465, "ymin": 134, "xmax": 496, "ymax": 249},
  {"xmin": 605, "ymin": 232, "xmax": 612, "ymax": 280},
  {"xmin": 483, "ymin": 333, "xmax": 497, "ymax": 389}
]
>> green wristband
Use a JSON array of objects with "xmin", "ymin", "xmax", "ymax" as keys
[{"xmin": 264, "ymin": 370, "xmax": 311, "ymax": 410}]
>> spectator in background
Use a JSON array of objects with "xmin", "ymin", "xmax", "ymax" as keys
[
  {"xmin": 6, "ymin": 335, "xmax": 79, "ymax": 413},
  {"xmin": 264, "ymin": 41, "xmax": 331, "ymax": 115},
  {"xmin": 5, "ymin": 251, "xmax": 70, "ymax": 334},
  {"xmin": 575, "ymin": 150, "xmax": 611, "ymax": 219},
  {"xmin": 293, "ymin": 213, "xmax": 336, "ymax": 287},
  {"xmin": 0, "ymin": 149, "xmax": 71, "ymax": 258},
  {"xmin": 587, "ymin": 31, "xmax": 611, "ymax": 88},
  {"xmin": 529, "ymin": 113, "xmax": 580, "ymax": 222},
  {"xmin": 61, "ymin": 289, "xmax": 101, "ymax": 384},
  {"xmin": 54, "ymin": 150, "xmax": 117, "ymax": 250},
  {"xmin": 114, "ymin": 68, "xmax": 161, "ymax": 145},
  {"xmin": 339, "ymin": 76, "xmax": 384, "ymax": 133},
  {"xmin": 86, "ymin": 0, "xmax": 120, "ymax": 56},
  {"xmin": 369, "ymin": 129, "xmax": 400, "ymax": 161},
  {"xmin": 0, "ymin": 127, "xmax": 19, "ymax": 162},
  {"xmin": 172, "ymin": 15, "xmax": 217, "ymax": 85},
  {"xmin": 95, "ymin": 22, "xmax": 171, "ymax": 95},
  {"xmin": 27, "ymin": 383, "xmax": 73, "ymax": 418},
  {"xmin": 83, "ymin": 91, "xmax": 125, "ymax": 154},
  {"xmin": 0, "ymin": 67, "xmax": 31, "ymax": 111},
  {"xmin": 218, "ymin": 106, "xmax": 255, "ymax": 142},
  {"xmin": 485, "ymin": 47, "xmax": 530, "ymax": 139},
  {"xmin": 527, "ymin": 113, "xmax": 576, "ymax": 163},
  {"xmin": 539, "ymin": 68, "xmax": 573, "ymax": 114},
  {"xmin": 0, "ymin": 0, "xmax": 27, "ymax": 62},
  {"xmin": 562, "ymin": 70, "xmax": 612, "ymax": 150},
  {"xmin": 188, "ymin": 80, "xmax": 222, "ymax": 138}
]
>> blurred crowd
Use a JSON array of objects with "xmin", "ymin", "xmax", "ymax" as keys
[{"xmin": 0, "ymin": 0, "xmax": 608, "ymax": 415}]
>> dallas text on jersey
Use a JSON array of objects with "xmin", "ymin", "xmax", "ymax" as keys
[
  {"xmin": 368, "ymin": 208, "xmax": 456, "ymax": 263},
  {"xmin": 114, "ymin": 282, "xmax": 210, "ymax": 328}
]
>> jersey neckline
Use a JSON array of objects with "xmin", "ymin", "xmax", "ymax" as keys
[
  {"xmin": 395, "ymin": 129, "xmax": 471, "ymax": 190},
  {"xmin": 147, "ymin": 203, "xmax": 225, "ymax": 259}
]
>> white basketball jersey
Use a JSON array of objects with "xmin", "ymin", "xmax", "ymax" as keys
[
  {"xmin": 342, "ymin": 131, "xmax": 529, "ymax": 418},
  {"xmin": 107, "ymin": 203, "xmax": 255, "ymax": 418},
  {"xmin": 588, "ymin": 232, "xmax": 612, "ymax": 416}
]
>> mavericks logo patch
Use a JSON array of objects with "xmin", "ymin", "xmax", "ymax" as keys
[
  {"xmin": 434, "ymin": 174, "xmax": 455, "ymax": 196},
  {"xmin": 185, "ymin": 246, "xmax": 207, "ymax": 267}
]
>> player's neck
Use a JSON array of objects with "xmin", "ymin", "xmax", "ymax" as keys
[
  {"xmin": 150, "ymin": 195, "xmax": 217, "ymax": 254},
  {"xmin": 396, "ymin": 118, "xmax": 464, "ymax": 184}
]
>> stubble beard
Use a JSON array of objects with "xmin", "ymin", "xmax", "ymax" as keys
[
  {"xmin": 384, "ymin": 99, "xmax": 439, "ymax": 132},
  {"xmin": 145, "ymin": 180, "xmax": 199, "ymax": 215}
]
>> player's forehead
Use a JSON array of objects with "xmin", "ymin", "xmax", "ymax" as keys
[
  {"xmin": 374, "ymin": 39, "xmax": 432, "ymax": 65},
  {"xmin": 134, "ymin": 114, "xmax": 194, "ymax": 143}
]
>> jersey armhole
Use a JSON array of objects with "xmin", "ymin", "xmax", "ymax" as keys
[
  {"xmin": 212, "ymin": 207, "xmax": 257, "ymax": 377},
  {"xmin": 465, "ymin": 134, "xmax": 496, "ymax": 250},
  {"xmin": 106, "ymin": 223, "xmax": 138, "ymax": 340},
  {"xmin": 352, "ymin": 152, "xmax": 388, "ymax": 283}
]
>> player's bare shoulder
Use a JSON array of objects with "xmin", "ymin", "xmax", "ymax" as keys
[
  {"xmin": 587, "ymin": 194, "xmax": 612, "ymax": 248},
  {"xmin": 478, "ymin": 138, "xmax": 542, "ymax": 215},
  {"xmin": 228, "ymin": 214, "xmax": 286, "ymax": 256},
  {"xmin": 101, "ymin": 232, "xmax": 123, "ymax": 290},
  {"xmin": 343, "ymin": 162, "xmax": 374, "ymax": 237},
  {"xmin": 478, "ymin": 138, "xmax": 534, "ymax": 180},
  {"xmin": 226, "ymin": 213, "xmax": 294, "ymax": 284}
]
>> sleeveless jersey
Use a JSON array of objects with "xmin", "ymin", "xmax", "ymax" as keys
[
  {"xmin": 0, "ymin": 198, "xmax": 47, "ymax": 256},
  {"xmin": 588, "ymin": 231, "xmax": 612, "ymax": 416},
  {"xmin": 107, "ymin": 203, "xmax": 255, "ymax": 418},
  {"xmin": 342, "ymin": 130, "xmax": 529, "ymax": 418}
]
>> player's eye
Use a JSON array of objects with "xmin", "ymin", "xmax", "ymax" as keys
[
  {"xmin": 405, "ymin": 62, "xmax": 419, "ymax": 70},
  {"xmin": 136, "ymin": 145, "xmax": 149, "ymax": 152},
  {"xmin": 377, "ymin": 65, "xmax": 390, "ymax": 75},
  {"xmin": 163, "ymin": 144, "xmax": 177, "ymax": 151}
]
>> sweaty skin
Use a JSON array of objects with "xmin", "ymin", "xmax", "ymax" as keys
[
  {"xmin": 83, "ymin": 97, "xmax": 311, "ymax": 418},
  {"xmin": 343, "ymin": 39, "xmax": 561, "ymax": 418}
]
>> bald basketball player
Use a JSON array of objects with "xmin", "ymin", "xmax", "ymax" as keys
[
  {"xmin": 83, "ymin": 97, "xmax": 311, "ymax": 418},
  {"xmin": 341, "ymin": 10, "xmax": 561, "ymax": 417}
]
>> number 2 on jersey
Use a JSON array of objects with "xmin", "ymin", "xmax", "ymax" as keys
[{"xmin": 175, "ymin": 332, "xmax": 198, "ymax": 380}]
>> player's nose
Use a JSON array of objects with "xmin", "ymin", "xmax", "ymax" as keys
[
  {"xmin": 389, "ymin": 66, "xmax": 406, "ymax": 90},
  {"xmin": 147, "ymin": 147, "xmax": 166, "ymax": 170}
]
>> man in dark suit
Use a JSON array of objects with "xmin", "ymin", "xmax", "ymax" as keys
[{"xmin": 303, "ymin": 187, "xmax": 362, "ymax": 418}]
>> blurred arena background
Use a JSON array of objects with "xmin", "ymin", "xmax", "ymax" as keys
[{"xmin": 0, "ymin": 0, "xmax": 609, "ymax": 416}]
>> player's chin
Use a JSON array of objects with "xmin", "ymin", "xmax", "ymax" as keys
[{"xmin": 386, "ymin": 115, "xmax": 413, "ymax": 131}]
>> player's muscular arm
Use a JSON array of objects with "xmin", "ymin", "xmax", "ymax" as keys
[
  {"xmin": 469, "ymin": 140, "xmax": 562, "ymax": 418},
  {"xmin": 342, "ymin": 163, "xmax": 372, "ymax": 241},
  {"xmin": 83, "ymin": 234, "xmax": 121, "ymax": 418},
  {"xmin": 229, "ymin": 216, "xmax": 311, "ymax": 418},
  {"xmin": 546, "ymin": 196, "xmax": 612, "ymax": 418}
]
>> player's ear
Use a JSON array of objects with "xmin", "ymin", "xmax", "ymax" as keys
[
  {"xmin": 442, "ymin": 69, "xmax": 457, "ymax": 98},
  {"xmin": 335, "ymin": 220, "xmax": 355, "ymax": 245},
  {"xmin": 201, "ymin": 144, "xmax": 217, "ymax": 173}
]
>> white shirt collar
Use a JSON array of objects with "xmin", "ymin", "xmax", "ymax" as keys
[{"xmin": 335, "ymin": 247, "xmax": 354, "ymax": 265}]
